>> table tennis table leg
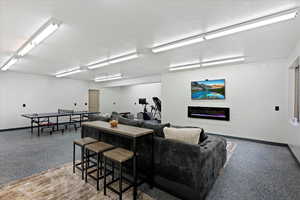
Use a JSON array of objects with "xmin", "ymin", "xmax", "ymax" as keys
[
  {"xmin": 31, "ymin": 119, "xmax": 33, "ymax": 134},
  {"xmin": 79, "ymin": 114, "xmax": 82, "ymax": 127},
  {"xmin": 56, "ymin": 116, "xmax": 59, "ymax": 131},
  {"xmin": 37, "ymin": 118, "xmax": 40, "ymax": 137}
]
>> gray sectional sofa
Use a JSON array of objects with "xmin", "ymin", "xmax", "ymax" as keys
[{"xmin": 84, "ymin": 114, "xmax": 227, "ymax": 200}]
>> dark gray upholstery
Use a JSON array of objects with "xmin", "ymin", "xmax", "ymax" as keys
[
  {"xmin": 154, "ymin": 136, "xmax": 226, "ymax": 200},
  {"xmin": 82, "ymin": 120, "xmax": 226, "ymax": 200},
  {"xmin": 111, "ymin": 111, "xmax": 119, "ymax": 120},
  {"xmin": 88, "ymin": 114, "xmax": 111, "ymax": 122},
  {"xmin": 142, "ymin": 121, "xmax": 170, "ymax": 137},
  {"xmin": 118, "ymin": 116, "xmax": 144, "ymax": 127}
]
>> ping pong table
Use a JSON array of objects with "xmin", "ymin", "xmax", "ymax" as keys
[{"xmin": 22, "ymin": 109, "xmax": 100, "ymax": 136}]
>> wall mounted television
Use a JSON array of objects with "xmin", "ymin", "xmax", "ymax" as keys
[{"xmin": 191, "ymin": 79, "xmax": 225, "ymax": 100}]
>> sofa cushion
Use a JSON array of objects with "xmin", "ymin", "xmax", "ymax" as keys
[
  {"xmin": 142, "ymin": 122, "xmax": 170, "ymax": 137},
  {"xmin": 111, "ymin": 112, "xmax": 119, "ymax": 120},
  {"xmin": 89, "ymin": 114, "xmax": 111, "ymax": 122},
  {"xmin": 163, "ymin": 127, "xmax": 202, "ymax": 145},
  {"xmin": 118, "ymin": 116, "xmax": 143, "ymax": 127},
  {"xmin": 171, "ymin": 125, "xmax": 207, "ymax": 143}
]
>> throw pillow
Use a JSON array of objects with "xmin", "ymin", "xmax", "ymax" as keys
[
  {"xmin": 163, "ymin": 127, "xmax": 201, "ymax": 145},
  {"xmin": 171, "ymin": 125, "xmax": 207, "ymax": 143}
]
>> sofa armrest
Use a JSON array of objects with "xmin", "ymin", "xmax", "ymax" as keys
[
  {"xmin": 154, "ymin": 137, "xmax": 202, "ymax": 187},
  {"xmin": 154, "ymin": 136, "xmax": 226, "ymax": 198}
]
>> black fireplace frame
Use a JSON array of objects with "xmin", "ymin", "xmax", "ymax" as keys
[{"xmin": 188, "ymin": 106, "xmax": 230, "ymax": 121}]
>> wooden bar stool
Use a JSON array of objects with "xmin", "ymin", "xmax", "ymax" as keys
[
  {"xmin": 85, "ymin": 141, "xmax": 115, "ymax": 191},
  {"xmin": 73, "ymin": 137, "xmax": 98, "ymax": 180},
  {"xmin": 103, "ymin": 148, "xmax": 134, "ymax": 200}
]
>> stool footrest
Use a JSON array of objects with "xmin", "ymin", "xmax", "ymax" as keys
[
  {"xmin": 87, "ymin": 169, "xmax": 113, "ymax": 181},
  {"xmin": 106, "ymin": 176, "xmax": 134, "ymax": 194}
]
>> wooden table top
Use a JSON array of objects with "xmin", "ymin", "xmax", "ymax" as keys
[{"xmin": 82, "ymin": 121, "xmax": 154, "ymax": 138}]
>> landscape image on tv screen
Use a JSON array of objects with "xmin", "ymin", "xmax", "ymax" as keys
[{"xmin": 191, "ymin": 79, "xmax": 225, "ymax": 100}]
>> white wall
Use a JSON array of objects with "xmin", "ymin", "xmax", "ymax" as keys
[
  {"xmin": 0, "ymin": 71, "xmax": 91, "ymax": 129},
  {"xmin": 287, "ymin": 40, "xmax": 300, "ymax": 160},
  {"xmin": 99, "ymin": 87, "xmax": 121, "ymax": 114},
  {"xmin": 161, "ymin": 60, "xmax": 288, "ymax": 143},
  {"xmin": 118, "ymin": 83, "xmax": 161, "ymax": 115},
  {"xmin": 97, "ymin": 83, "xmax": 161, "ymax": 116}
]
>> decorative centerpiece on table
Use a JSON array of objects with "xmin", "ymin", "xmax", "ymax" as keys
[{"xmin": 109, "ymin": 120, "xmax": 118, "ymax": 128}]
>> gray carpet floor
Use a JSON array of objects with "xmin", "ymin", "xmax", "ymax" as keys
[{"xmin": 0, "ymin": 129, "xmax": 300, "ymax": 200}]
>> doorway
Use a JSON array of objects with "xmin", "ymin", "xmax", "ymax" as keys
[{"xmin": 88, "ymin": 89, "xmax": 100, "ymax": 112}]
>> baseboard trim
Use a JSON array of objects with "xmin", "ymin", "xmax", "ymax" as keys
[
  {"xmin": 0, "ymin": 126, "xmax": 31, "ymax": 132},
  {"xmin": 208, "ymin": 132, "xmax": 288, "ymax": 147},
  {"xmin": 0, "ymin": 121, "xmax": 87, "ymax": 133},
  {"xmin": 288, "ymin": 145, "xmax": 300, "ymax": 167}
]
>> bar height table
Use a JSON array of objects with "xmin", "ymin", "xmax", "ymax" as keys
[{"xmin": 81, "ymin": 121, "xmax": 154, "ymax": 200}]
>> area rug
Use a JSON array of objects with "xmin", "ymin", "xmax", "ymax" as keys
[
  {"xmin": 225, "ymin": 141, "xmax": 237, "ymax": 167},
  {"xmin": 0, "ymin": 163, "xmax": 153, "ymax": 200}
]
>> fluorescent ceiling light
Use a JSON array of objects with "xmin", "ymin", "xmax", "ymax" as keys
[
  {"xmin": 88, "ymin": 61, "xmax": 109, "ymax": 69},
  {"xmin": 95, "ymin": 76, "xmax": 122, "ymax": 82},
  {"xmin": 55, "ymin": 67, "xmax": 83, "ymax": 78},
  {"xmin": 169, "ymin": 63, "xmax": 201, "ymax": 71},
  {"xmin": 17, "ymin": 43, "xmax": 35, "ymax": 57},
  {"xmin": 201, "ymin": 57, "xmax": 245, "ymax": 67},
  {"xmin": 109, "ymin": 53, "xmax": 138, "ymax": 64},
  {"xmin": 56, "ymin": 70, "xmax": 82, "ymax": 78},
  {"xmin": 56, "ymin": 66, "xmax": 80, "ymax": 75},
  {"xmin": 32, "ymin": 23, "xmax": 59, "ymax": 45},
  {"xmin": 16, "ymin": 19, "xmax": 60, "ymax": 57},
  {"xmin": 88, "ymin": 52, "xmax": 138, "ymax": 70},
  {"xmin": 205, "ymin": 9, "xmax": 298, "ymax": 39},
  {"xmin": 95, "ymin": 73, "xmax": 122, "ymax": 82},
  {"xmin": 152, "ymin": 8, "xmax": 297, "ymax": 53},
  {"xmin": 1, "ymin": 57, "xmax": 18, "ymax": 71},
  {"xmin": 169, "ymin": 56, "xmax": 245, "ymax": 71},
  {"xmin": 152, "ymin": 35, "xmax": 205, "ymax": 53}
]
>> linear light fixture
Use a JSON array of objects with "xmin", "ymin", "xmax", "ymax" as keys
[
  {"xmin": 205, "ymin": 8, "xmax": 298, "ymax": 39},
  {"xmin": 32, "ymin": 23, "xmax": 59, "ymax": 45},
  {"xmin": 0, "ymin": 18, "xmax": 61, "ymax": 72},
  {"xmin": 17, "ymin": 19, "xmax": 61, "ymax": 57},
  {"xmin": 88, "ymin": 52, "xmax": 138, "ymax": 70},
  {"xmin": 1, "ymin": 57, "xmax": 18, "ymax": 71},
  {"xmin": 55, "ymin": 67, "xmax": 83, "ymax": 78},
  {"xmin": 169, "ymin": 56, "xmax": 245, "ymax": 71},
  {"xmin": 152, "ymin": 8, "xmax": 298, "ymax": 53},
  {"xmin": 18, "ymin": 43, "xmax": 35, "ymax": 57},
  {"xmin": 152, "ymin": 35, "xmax": 205, "ymax": 53},
  {"xmin": 94, "ymin": 73, "xmax": 122, "ymax": 82},
  {"xmin": 169, "ymin": 62, "xmax": 201, "ymax": 71},
  {"xmin": 201, "ymin": 56, "xmax": 245, "ymax": 67}
]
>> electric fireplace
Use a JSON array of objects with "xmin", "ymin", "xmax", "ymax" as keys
[{"xmin": 188, "ymin": 106, "xmax": 230, "ymax": 121}]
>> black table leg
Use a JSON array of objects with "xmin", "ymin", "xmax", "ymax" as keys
[
  {"xmin": 133, "ymin": 138, "xmax": 137, "ymax": 200},
  {"xmin": 56, "ymin": 116, "xmax": 59, "ymax": 131},
  {"xmin": 79, "ymin": 114, "xmax": 82, "ymax": 127},
  {"xmin": 37, "ymin": 118, "xmax": 40, "ymax": 137},
  {"xmin": 31, "ymin": 119, "xmax": 33, "ymax": 134}
]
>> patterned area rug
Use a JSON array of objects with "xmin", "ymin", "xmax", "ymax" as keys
[
  {"xmin": 225, "ymin": 141, "xmax": 237, "ymax": 167},
  {"xmin": 0, "ymin": 164, "xmax": 153, "ymax": 200}
]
